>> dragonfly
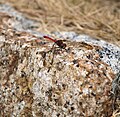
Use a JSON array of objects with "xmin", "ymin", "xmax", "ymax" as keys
[
  {"xmin": 43, "ymin": 36, "xmax": 66, "ymax": 49},
  {"xmin": 36, "ymin": 35, "xmax": 67, "ymax": 72}
]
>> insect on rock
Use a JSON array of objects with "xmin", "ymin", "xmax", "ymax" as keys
[{"xmin": 41, "ymin": 35, "xmax": 67, "ymax": 72}]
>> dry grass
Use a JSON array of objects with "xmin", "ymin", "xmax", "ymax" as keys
[{"xmin": 1, "ymin": 0, "xmax": 120, "ymax": 46}]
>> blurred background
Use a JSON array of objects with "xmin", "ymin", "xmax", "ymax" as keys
[{"xmin": 0, "ymin": 0, "xmax": 120, "ymax": 46}]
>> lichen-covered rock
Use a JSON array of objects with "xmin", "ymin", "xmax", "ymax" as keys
[
  {"xmin": 0, "ymin": 30, "xmax": 114, "ymax": 116},
  {"xmin": 0, "ymin": 5, "xmax": 120, "ymax": 117}
]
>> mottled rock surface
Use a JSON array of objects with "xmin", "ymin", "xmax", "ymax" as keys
[{"xmin": 0, "ymin": 4, "xmax": 120, "ymax": 117}]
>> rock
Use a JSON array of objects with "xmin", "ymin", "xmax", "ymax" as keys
[
  {"xmin": 53, "ymin": 32, "xmax": 120, "ymax": 74},
  {"xmin": 0, "ymin": 4, "xmax": 120, "ymax": 117},
  {"xmin": 0, "ymin": 4, "xmax": 37, "ymax": 31}
]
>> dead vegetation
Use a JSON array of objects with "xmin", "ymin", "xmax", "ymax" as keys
[{"xmin": 1, "ymin": 0, "xmax": 120, "ymax": 47}]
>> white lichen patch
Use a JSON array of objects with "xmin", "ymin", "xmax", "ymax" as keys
[{"xmin": 13, "ymin": 101, "xmax": 25, "ymax": 116}]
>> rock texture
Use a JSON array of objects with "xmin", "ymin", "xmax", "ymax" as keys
[{"xmin": 0, "ymin": 4, "xmax": 120, "ymax": 117}]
